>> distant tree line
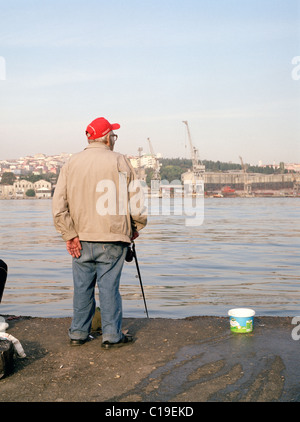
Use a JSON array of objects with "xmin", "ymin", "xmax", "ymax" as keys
[
  {"xmin": 0, "ymin": 171, "xmax": 58, "ymax": 185},
  {"xmin": 0, "ymin": 172, "xmax": 15, "ymax": 185},
  {"xmin": 22, "ymin": 172, "xmax": 58, "ymax": 184},
  {"xmin": 148, "ymin": 158, "xmax": 288, "ymax": 183}
]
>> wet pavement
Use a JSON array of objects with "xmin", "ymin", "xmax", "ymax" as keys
[{"xmin": 0, "ymin": 315, "xmax": 299, "ymax": 403}]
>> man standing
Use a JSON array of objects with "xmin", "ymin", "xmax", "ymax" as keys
[{"xmin": 52, "ymin": 117, "xmax": 147, "ymax": 348}]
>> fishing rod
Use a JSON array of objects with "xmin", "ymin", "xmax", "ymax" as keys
[{"xmin": 131, "ymin": 242, "xmax": 149, "ymax": 318}]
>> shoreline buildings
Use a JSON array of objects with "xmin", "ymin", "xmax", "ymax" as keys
[{"xmin": 0, "ymin": 151, "xmax": 299, "ymax": 199}]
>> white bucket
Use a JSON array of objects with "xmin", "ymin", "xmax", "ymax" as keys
[{"xmin": 228, "ymin": 308, "xmax": 255, "ymax": 333}]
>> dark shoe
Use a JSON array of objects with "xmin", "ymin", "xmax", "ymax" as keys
[
  {"xmin": 101, "ymin": 334, "xmax": 133, "ymax": 349},
  {"xmin": 70, "ymin": 338, "xmax": 87, "ymax": 346}
]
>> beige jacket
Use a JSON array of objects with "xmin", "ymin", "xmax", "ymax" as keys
[{"xmin": 52, "ymin": 142, "xmax": 147, "ymax": 243}]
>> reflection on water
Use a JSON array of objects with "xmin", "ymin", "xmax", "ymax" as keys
[{"xmin": 0, "ymin": 198, "xmax": 299, "ymax": 318}]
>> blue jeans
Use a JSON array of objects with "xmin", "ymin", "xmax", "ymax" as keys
[{"xmin": 69, "ymin": 241, "xmax": 127, "ymax": 343}]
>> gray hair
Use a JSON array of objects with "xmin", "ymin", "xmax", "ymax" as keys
[{"xmin": 88, "ymin": 133, "xmax": 110, "ymax": 144}]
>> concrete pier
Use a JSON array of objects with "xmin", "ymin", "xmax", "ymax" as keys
[{"xmin": 0, "ymin": 315, "xmax": 299, "ymax": 403}]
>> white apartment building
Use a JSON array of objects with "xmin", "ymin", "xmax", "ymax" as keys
[
  {"xmin": 34, "ymin": 180, "xmax": 52, "ymax": 198},
  {"xmin": 129, "ymin": 154, "xmax": 158, "ymax": 169},
  {"xmin": 13, "ymin": 180, "xmax": 34, "ymax": 197},
  {"xmin": 0, "ymin": 184, "xmax": 14, "ymax": 198}
]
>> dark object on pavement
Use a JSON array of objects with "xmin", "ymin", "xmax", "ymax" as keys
[{"xmin": 0, "ymin": 339, "xmax": 14, "ymax": 380}]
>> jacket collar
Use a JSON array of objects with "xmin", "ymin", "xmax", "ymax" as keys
[{"xmin": 84, "ymin": 142, "xmax": 110, "ymax": 151}]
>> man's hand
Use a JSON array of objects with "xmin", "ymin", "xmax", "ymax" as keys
[
  {"xmin": 131, "ymin": 231, "xmax": 139, "ymax": 241},
  {"xmin": 66, "ymin": 237, "xmax": 82, "ymax": 258}
]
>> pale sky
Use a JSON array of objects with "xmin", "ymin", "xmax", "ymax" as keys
[{"xmin": 0, "ymin": 0, "xmax": 299, "ymax": 165}]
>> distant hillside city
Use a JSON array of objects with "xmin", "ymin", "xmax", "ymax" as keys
[{"xmin": 0, "ymin": 151, "xmax": 299, "ymax": 199}]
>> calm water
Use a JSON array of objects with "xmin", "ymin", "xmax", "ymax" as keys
[{"xmin": 0, "ymin": 197, "xmax": 299, "ymax": 318}]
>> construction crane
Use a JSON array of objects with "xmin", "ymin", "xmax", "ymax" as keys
[
  {"xmin": 182, "ymin": 121, "xmax": 205, "ymax": 177},
  {"xmin": 182, "ymin": 121, "xmax": 205, "ymax": 195},
  {"xmin": 147, "ymin": 138, "xmax": 161, "ymax": 180},
  {"xmin": 239, "ymin": 156, "xmax": 251, "ymax": 195}
]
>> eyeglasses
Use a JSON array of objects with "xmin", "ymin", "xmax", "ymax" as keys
[{"xmin": 110, "ymin": 133, "xmax": 118, "ymax": 142}]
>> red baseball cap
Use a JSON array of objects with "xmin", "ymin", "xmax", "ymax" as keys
[{"xmin": 86, "ymin": 117, "xmax": 120, "ymax": 140}]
